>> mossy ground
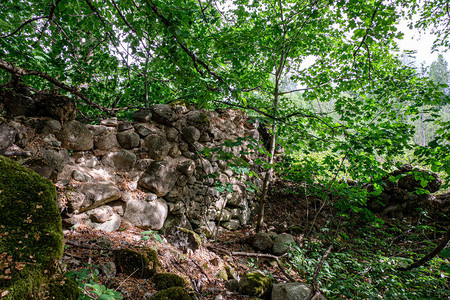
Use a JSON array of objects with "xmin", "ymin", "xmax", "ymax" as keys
[{"xmin": 0, "ymin": 156, "xmax": 64, "ymax": 299}]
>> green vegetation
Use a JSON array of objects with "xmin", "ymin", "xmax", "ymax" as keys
[
  {"xmin": 287, "ymin": 223, "xmax": 449, "ymax": 299},
  {"xmin": 64, "ymin": 264, "xmax": 123, "ymax": 300}
]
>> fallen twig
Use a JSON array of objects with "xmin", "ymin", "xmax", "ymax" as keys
[
  {"xmin": 65, "ymin": 240, "xmax": 119, "ymax": 251},
  {"xmin": 207, "ymin": 246, "xmax": 295, "ymax": 281}
]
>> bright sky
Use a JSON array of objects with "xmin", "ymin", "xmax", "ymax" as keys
[{"xmin": 396, "ymin": 19, "xmax": 450, "ymax": 68}]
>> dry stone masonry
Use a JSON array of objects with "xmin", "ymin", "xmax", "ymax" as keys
[{"xmin": 0, "ymin": 104, "xmax": 265, "ymax": 236}]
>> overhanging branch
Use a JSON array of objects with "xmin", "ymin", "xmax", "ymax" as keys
[{"xmin": 0, "ymin": 59, "xmax": 110, "ymax": 114}]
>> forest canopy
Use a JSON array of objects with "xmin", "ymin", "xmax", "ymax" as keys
[{"xmin": 1, "ymin": 0, "xmax": 449, "ymax": 185}]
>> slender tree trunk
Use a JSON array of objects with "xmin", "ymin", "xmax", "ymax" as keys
[
  {"xmin": 144, "ymin": 54, "xmax": 149, "ymax": 109},
  {"xmin": 420, "ymin": 106, "xmax": 426, "ymax": 146},
  {"xmin": 256, "ymin": 85, "xmax": 280, "ymax": 232},
  {"xmin": 255, "ymin": 0, "xmax": 285, "ymax": 232}
]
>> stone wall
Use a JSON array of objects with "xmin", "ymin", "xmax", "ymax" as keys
[{"xmin": 0, "ymin": 104, "xmax": 264, "ymax": 236}]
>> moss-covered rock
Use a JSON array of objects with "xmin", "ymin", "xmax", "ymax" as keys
[
  {"xmin": 46, "ymin": 276, "xmax": 80, "ymax": 300},
  {"xmin": 115, "ymin": 247, "xmax": 159, "ymax": 278},
  {"xmin": 240, "ymin": 270, "xmax": 273, "ymax": 298},
  {"xmin": 152, "ymin": 286, "xmax": 190, "ymax": 300},
  {"xmin": 153, "ymin": 273, "xmax": 185, "ymax": 290},
  {"xmin": 0, "ymin": 155, "xmax": 64, "ymax": 299}
]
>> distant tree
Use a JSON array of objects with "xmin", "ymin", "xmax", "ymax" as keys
[{"xmin": 429, "ymin": 54, "xmax": 449, "ymax": 95}]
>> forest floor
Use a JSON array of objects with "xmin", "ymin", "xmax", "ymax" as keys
[{"xmin": 62, "ymin": 179, "xmax": 450, "ymax": 300}]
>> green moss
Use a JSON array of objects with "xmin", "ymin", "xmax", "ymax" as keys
[
  {"xmin": 153, "ymin": 273, "xmax": 185, "ymax": 290},
  {"xmin": 46, "ymin": 276, "xmax": 79, "ymax": 300},
  {"xmin": 152, "ymin": 286, "xmax": 190, "ymax": 300},
  {"xmin": 115, "ymin": 247, "xmax": 159, "ymax": 278},
  {"xmin": 240, "ymin": 270, "xmax": 273, "ymax": 298},
  {"xmin": 0, "ymin": 155, "xmax": 64, "ymax": 298},
  {"xmin": 196, "ymin": 113, "xmax": 210, "ymax": 124}
]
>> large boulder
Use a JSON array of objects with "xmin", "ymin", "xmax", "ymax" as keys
[
  {"xmin": 117, "ymin": 131, "xmax": 140, "ymax": 149},
  {"xmin": 138, "ymin": 161, "xmax": 178, "ymax": 196},
  {"xmin": 123, "ymin": 198, "xmax": 168, "ymax": 230},
  {"xmin": 77, "ymin": 182, "xmax": 121, "ymax": 212},
  {"xmin": 0, "ymin": 156, "xmax": 70, "ymax": 299},
  {"xmin": 103, "ymin": 150, "xmax": 136, "ymax": 171},
  {"xmin": 272, "ymin": 233, "xmax": 295, "ymax": 256},
  {"xmin": 144, "ymin": 134, "xmax": 171, "ymax": 161},
  {"xmin": 56, "ymin": 120, "xmax": 93, "ymax": 151},
  {"xmin": 151, "ymin": 104, "xmax": 176, "ymax": 124}
]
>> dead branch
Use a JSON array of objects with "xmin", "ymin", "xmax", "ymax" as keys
[
  {"xmin": 207, "ymin": 246, "xmax": 295, "ymax": 281},
  {"xmin": 397, "ymin": 227, "xmax": 450, "ymax": 271},
  {"xmin": 65, "ymin": 240, "xmax": 119, "ymax": 251},
  {"xmin": 0, "ymin": 59, "xmax": 111, "ymax": 115},
  {"xmin": 308, "ymin": 244, "xmax": 333, "ymax": 300}
]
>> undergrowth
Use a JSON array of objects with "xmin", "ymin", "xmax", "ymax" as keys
[{"xmin": 287, "ymin": 223, "xmax": 449, "ymax": 299}]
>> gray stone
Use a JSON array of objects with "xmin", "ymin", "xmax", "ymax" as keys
[
  {"xmin": 168, "ymin": 143, "xmax": 181, "ymax": 158},
  {"xmin": 144, "ymin": 134, "xmax": 170, "ymax": 160},
  {"xmin": 182, "ymin": 126, "xmax": 201, "ymax": 143},
  {"xmin": 77, "ymin": 182, "xmax": 121, "ymax": 212},
  {"xmin": 177, "ymin": 159, "xmax": 196, "ymax": 176},
  {"xmin": 161, "ymin": 214, "xmax": 192, "ymax": 235},
  {"xmin": 72, "ymin": 169, "xmax": 87, "ymax": 182},
  {"xmin": 221, "ymin": 219, "xmax": 240, "ymax": 230},
  {"xmin": 133, "ymin": 110, "xmax": 153, "ymax": 122},
  {"xmin": 118, "ymin": 121, "xmax": 133, "ymax": 132},
  {"xmin": 87, "ymin": 206, "xmax": 114, "ymax": 223},
  {"xmin": 0, "ymin": 123, "xmax": 18, "ymax": 151},
  {"xmin": 66, "ymin": 191, "xmax": 90, "ymax": 212},
  {"xmin": 186, "ymin": 110, "xmax": 210, "ymax": 128},
  {"xmin": 123, "ymin": 198, "xmax": 168, "ymax": 230},
  {"xmin": 151, "ymin": 104, "xmax": 175, "ymax": 123},
  {"xmin": 86, "ymin": 212, "xmax": 121, "ymax": 232},
  {"xmin": 134, "ymin": 123, "xmax": 155, "ymax": 137},
  {"xmin": 40, "ymin": 119, "xmax": 61, "ymax": 135},
  {"xmin": 117, "ymin": 131, "xmax": 140, "ymax": 149},
  {"xmin": 272, "ymin": 283, "xmax": 324, "ymax": 300},
  {"xmin": 165, "ymin": 127, "xmax": 179, "ymax": 142},
  {"xmin": 100, "ymin": 118, "xmax": 118, "ymax": 126},
  {"xmin": 216, "ymin": 209, "xmax": 232, "ymax": 222},
  {"xmin": 167, "ymin": 227, "xmax": 202, "ymax": 252},
  {"xmin": 104, "ymin": 150, "xmax": 137, "ymax": 171},
  {"xmin": 100, "ymin": 262, "xmax": 117, "ymax": 279},
  {"xmin": 95, "ymin": 132, "xmax": 119, "ymax": 150},
  {"xmin": 251, "ymin": 232, "xmax": 274, "ymax": 252},
  {"xmin": 272, "ymin": 233, "xmax": 295, "ymax": 256},
  {"xmin": 227, "ymin": 185, "xmax": 247, "ymax": 208},
  {"xmin": 56, "ymin": 120, "xmax": 93, "ymax": 151},
  {"xmin": 139, "ymin": 161, "xmax": 178, "ymax": 196}
]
